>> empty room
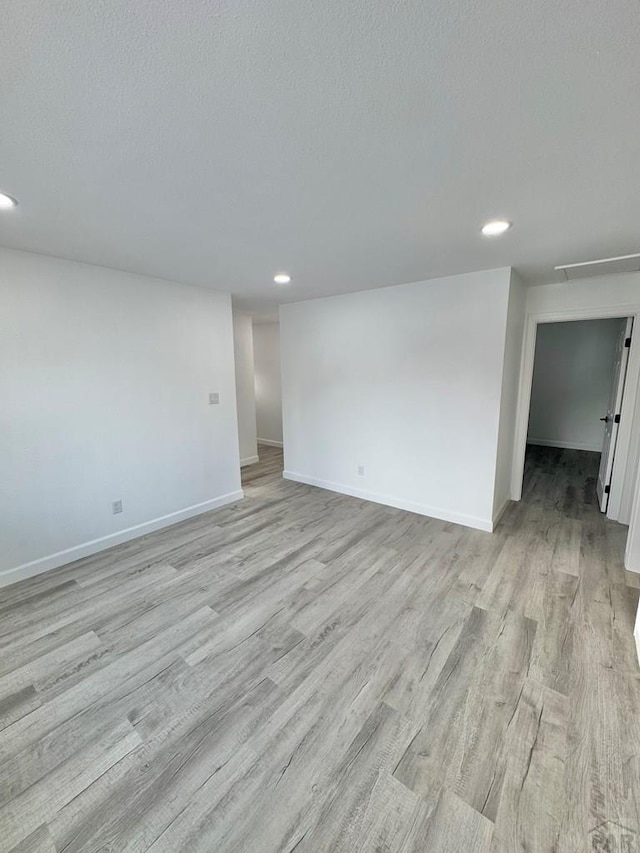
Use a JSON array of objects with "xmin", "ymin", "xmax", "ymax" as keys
[{"xmin": 2, "ymin": 3, "xmax": 640, "ymax": 852}]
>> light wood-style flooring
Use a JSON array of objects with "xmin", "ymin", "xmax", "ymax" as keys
[{"xmin": 1, "ymin": 442, "xmax": 639, "ymax": 852}]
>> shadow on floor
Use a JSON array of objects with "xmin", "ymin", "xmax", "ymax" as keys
[
  {"xmin": 521, "ymin": 443, "xmax": 601, "ymax": 520},
  {"xmin": 241, "ymin": 443, "xmax": 284, "ymax": 487}
]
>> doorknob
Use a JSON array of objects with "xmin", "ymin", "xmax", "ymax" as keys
[{"xmin": 600, "ymin": 416, "xmax": 610, "ymax": 422}]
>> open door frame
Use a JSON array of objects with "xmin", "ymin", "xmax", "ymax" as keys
[
  {"xmin": 596, "ymin": 317, "xmax": 633, "ymax": 512},
  {"xmin": 511, "ymin": 304, "xmax": 640, "ymax": 524}
]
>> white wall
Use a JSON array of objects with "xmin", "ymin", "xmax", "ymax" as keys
[
  {"xmin": 280, "ymin": 268, "xmax": 513, "ymax": 531},
  {"xmin": 0, "ymin": 248, "xmax": 242, "ymax": 586},
  {"xmin": 626, "ymin": 459, "xmax": 640, "ymax": 573},
  {"xmin": 493, "ymin": 270, "xmax": 527, "ymax": 520},
  {"xmin": 626, "ymin": 458, "xmax": 640, "ymax": 657},
  {"xmin": 253, "ymin": 322, "xmax": 283, "ymax": 446},
  {"xmin": 527, "ymin": 318, "xmax": 623, "ymax": 452},
  {"xmin": 232, "ymin": 313, "xmax": 258, "ymax": 465},
  {"xmin": 513, "ymin": 272, "xmax": 640, "ymax": 524},
  {"xmin": 526, "ymin": 274, "xmax": 640, "ymax": 316}
]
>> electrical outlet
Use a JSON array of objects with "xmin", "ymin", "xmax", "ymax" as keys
[
  {"xmin": 209, "ymin": 392, "xmax": 220, "ymax": 405},
  {"xmin": 357, "ymin": 465, "xmax": 365, "ymax": 476},
  {"xmin": 112, "ymin": 499, "xmax": 123, "ymax": 514}
]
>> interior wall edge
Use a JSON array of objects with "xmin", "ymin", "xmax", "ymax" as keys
[
  {"xmin": 492, "ymin": 268, "xmax": 526, "ymax": 517},
  {"xmin": 0, "ymin": 490, "xmax": 244, "ymax": 589},
  {"xmin": 283, "ymin": 470, "xmax": 495, "ymax": 532},
  {"xmin": 232, "ymin": 312, "xmax": 258, "ymax": 464},
  {"xmin": 253, "ymin": 321, "xmax": 283, "ymax": 445},
  {"xmin": 625, "ymin": 457, "xmax": 640, "ymax": 573},
  {"xmin": 492, "ymin": 497, "xmax": 512, "ymax": 528},
  {"xmin": 240, "ymin": 455, "xmax": 260, "ymax": 467}
]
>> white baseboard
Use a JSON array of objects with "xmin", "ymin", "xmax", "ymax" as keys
[
  {"xmin": 527, "ymin": 438, "xmax": 602, "ymax": 453},
  {"xmin": 240, "ymin": 455, "xmax": 259, "ymax": 467},
  {"xmin": 492, "ymin": 497, "xmax": 511, "ymax": 528},
  {"xmin": 257, "ymin": 438, "xmax": 283, "ymax": 448},
  {"xmin": 283, "ymin": 471, "xmax": 493, "ymax": 532},
  {"xmin": 0, "ymin": 490, "xmax": 244, "ymax": 589}
]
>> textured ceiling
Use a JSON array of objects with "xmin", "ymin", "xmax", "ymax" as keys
[{"xmin": 2, "ymin": 0, "xmax": 639, "ymax": 314}]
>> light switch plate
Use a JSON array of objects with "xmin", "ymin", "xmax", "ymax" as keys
[{"xmin": 209, "ymin": 392, "xmax": 220, "ymax": 405}]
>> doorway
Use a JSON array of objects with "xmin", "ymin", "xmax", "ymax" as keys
[
  {"xmin": 596, "ymin": 318, "xmax": 633, "ymax": 510},
  {"xmin": 523, "ymin": 316, "xmax": 633, "ymax": 514}
]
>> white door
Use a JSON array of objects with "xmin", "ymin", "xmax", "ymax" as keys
[{"xmin": 597, "ymin": 317, "xmax": 633, "ymax": 511}]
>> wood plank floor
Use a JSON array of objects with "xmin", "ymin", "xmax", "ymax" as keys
[{"xmin": 1, "ymin": 442, "xmax": 640, "ymax": 852}]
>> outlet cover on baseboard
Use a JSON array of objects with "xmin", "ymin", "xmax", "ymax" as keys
[{"xmin": 112, "ymin": 500, "xmax": 123, "ymax": 514}]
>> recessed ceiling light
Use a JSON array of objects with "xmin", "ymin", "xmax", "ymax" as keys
[
  {"xmin": 481, "ymin": 219, "xmax": 511, "ymax": 236},
  {"xmin": 0, "ymin": 192, "xmax": 18, "ymax": 210},
  {"xmin": 273, "ymin": 273, "xmax": 292, "ymax": 285}
]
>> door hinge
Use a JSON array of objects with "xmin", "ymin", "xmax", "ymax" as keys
[
  {"xmin": 614, "ymin": 413, "xmax": 621, "ymax": 424},
  {"xmin": 604, "ymin": 485, "xmax": 611, "ymax": 494},
  {"xmin": 625, "ymin": 337, "xmax": 632, "ymax": 347}
]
